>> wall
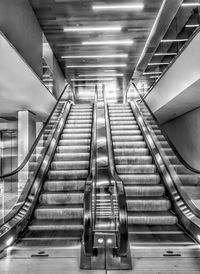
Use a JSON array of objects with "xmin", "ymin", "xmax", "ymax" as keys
[
  {"xmin": 163, "ymin": 107, "xmax": 200, "ymax": 169},
  {"xmin": 0, "ymin": 0, "xmax": 42, "ymax": 77}
]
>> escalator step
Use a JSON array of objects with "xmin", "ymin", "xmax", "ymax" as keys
[
  {"xmin": 40, "ymin": 192, "xmax": 84, "ymax": 205},
  {"xmin": 35, "ymin": 205, "xmax": 83, "ymax": 219},
  {"xmin": 114, "ymin": 148, "xmax": 149, "ymax": 156},
  {"xmin": 47, "ymin": 170, "xmax": 88, "ymax": 180},
  {"xmin": 115, "ymin": 156, "xmax": 153, "ymax": 165},
  {"xmin": 113, "ymin": 141, "xmax": 146, "ymax": 149},
  {"xmin": 125, "ymin": 185, "xmax": 165, "ymax": 196},
  {"xmin": 51, "ymin": 161, "xmax": 89, "ymax": 170},
  {"xmin": 128, "ymin": 211, "xmax": 177, "ymax": 225},
  {"xmin": 57, "ymin": 145, "xmax": 90, "ymax": 153},
  {"xmin": 127, "ymin": 198, "xmax": 170, "ymax": 211},
  {"xmin": 44, "ymin": 180, "xmax": 86, "ymax": 191},
  {"xmin": 119, "ymin": 174, "xmax": 161, "ymax": 184},
  {"xmin": 116, "ymin": 164, "xmax": 157, "ymax": 174},
  {"xmin": 53, "ymin": 152, "xmax": 90, "ymax": 161}
]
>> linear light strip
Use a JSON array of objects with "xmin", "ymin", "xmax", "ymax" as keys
[
  {"xmin": 148, "ymin": 63, "xmax": 169, "ymax": 66},
  {"xmin": 182, "ymin": 3, "xmax": 200, "ymax": 7},
  {"xmin": 82, "ymin": 40, "xmax": 133, "ymax": 45},
  {"xmin": 71, "ymin": 78, "xmax": 114, "ymax": 81},
  {"xmin": 61, "ymin": 54, "xmax": 128, "ymax": 58},
  {"xmin": 78, "ymin": 74, "xmax": 124, "ymax": 77},
  {"xmin": 185, "ymin": 24, "xmax": 200, "ymax": 27},
  {"xmin": 64, "ymin": 26, "xmax": 122, "ymax": 32},
  {"xmin": 67, "ymin": 64, "xmax": 127, "ymax": 68},
  {"xmin": 92, "ymin": 4, "xmax": 144, "ymax": 10},
  {"xmin": 143, "ymin": 72, "xmax": 162, "ymax": 75},
  {"xmin": 154, "ymin": 53, "xmax": 177, "ymax": 56},
  {"xmin": 161, "ymin": 39, "xmax": 188, "ymax": 42}
]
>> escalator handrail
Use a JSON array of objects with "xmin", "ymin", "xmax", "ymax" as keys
[
  {"xmin": 0, "ymin": 100, "xmax": 72, "ymax": 229},
  {"xmin": 0, "ymin": 84, "xmax": 70, "ymax": 179},
  {"xmin": 0, "ymin": 101, "xmax": 72, "ymax": 250},
  {"xmin": 130, "ymin": 99, "xmax": 200, "ymax": 222},
  {"xmin": 131, "ymin": 81, "xmax": 200, "ymax": 174},
  {"xmin": 103, "ymin": 89, "xmax": 129, "ymax": 256},
  {"xmin": 83, "ymin": 88, "xmax": 97, "ymax": 256}
]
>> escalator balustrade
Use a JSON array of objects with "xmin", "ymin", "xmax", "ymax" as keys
[
  {"xmin": 1, "ymin": 104, "xmax": 94, "ymax": 249},
  {"xmin": 138, "ymin": 101, "xmax": 200, "ymax": 209},
  {"xmin": 108, "ymin": 103, "xmax": 194, "ymax": 246}
]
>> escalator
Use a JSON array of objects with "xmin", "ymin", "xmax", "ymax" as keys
[
  {"xmin": 107, "ymin": 102, "xmax": 194, "ymax": 246},
  {"xmin": 15, "ymin": 104, "xmax": 93, "ymax": 249},
  {"xmin": 0, "ymin": 86, "xmax": 95, "ymax": 272}
]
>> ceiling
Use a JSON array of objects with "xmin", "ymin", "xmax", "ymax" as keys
[
  {"xmin": 29, "ymin": 0, "xmax": 200, "ymax": 98},
  {"xmin": 29, "ymin": 0, "xmax": 164, "ymax": 96}
]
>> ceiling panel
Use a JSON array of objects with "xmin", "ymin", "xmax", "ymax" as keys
[{"xmin": 30, "ymin": 0, "xmax": 163, "ymax": 94}]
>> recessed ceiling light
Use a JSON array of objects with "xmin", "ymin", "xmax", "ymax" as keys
[
  {"xmin": 92, "ymin": 4, "xmax": 144, "ymax": 11},
  {"xmin": 182, "ymin": 3, "xmax": 200, "ymax": 7},
  {"xmin": 79, "ymin": 73, "xmax": 124, "ymax": 77},
  {"xmin": 66, "ymin": 64, "xmax": 127, "ymax": 68},
  {"xmin": 71, "ymin": 78, "xmax": 114, "ymax": 81},
  {"xmin": 63, "ymin": 26, "xmax": 122, "ymax": 32},
  {"xmin": 143, "ymin": 72, "xmax": 162, "ymax": 75},
  {"xmin": 61, "ymin": 54, "xmax": 128, "ymax": 59},
  {"xmin": 154, "ymin": 53, "xmax": 177, "ymax": 56},
  {"xmin": 185, "ymin": 24, "xmax": 199, "ymax": 28},
  {"xmin": 148, "ymin": 62, "xmax": 169, "ymax": 66},
  {"xmin": 161, "ymin": 39, "xmax": 188, "ymax": 42},
  {"xmin": 82, "ymin": 40, "xmax": 133, "ymax": 45}
]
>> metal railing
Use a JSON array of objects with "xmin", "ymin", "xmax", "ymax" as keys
[
  {"xmin": 83, "ymin": 87, "xmax": 97, "ymax": 256},
  {"xmin": 0, "ymin": 96, "xmax": 72, "ymax": 250},
  {"xmin": 103, "ymin": 88, "xmax": 129, "ymax": 256},
  {"xmin": 130, "ymin": 99, "xmax": 200, "ymax": 243}
]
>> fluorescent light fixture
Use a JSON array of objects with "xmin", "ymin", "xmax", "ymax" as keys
[
  {"xmin": 45, "ymin": 83, "xmax": 54, "ymax": 87},
  {"xmin": 154, "ymin": 53, "xmax": 177, "ymax": 56},
  {"xmin": 143, "ymin": 72, "xmax": 162, "ymax": 75},
  {"xmin": 74, "ymin": 85, "xmax": 96, "ymax": 87},
  {"xmin": 61, "ymin": 54, "xmax": 128, "ymax": 59},
  {"xmin": 71, "ymin": 78, "xmax": 114, "ymax": 81},
  {"xmin": 82, "ymin": 40, "xmax": 133, "ymax": 45},
  {"xmin": 150, "ymin": 76, "xmax": 160, "ymax": 79},
  {"xmin": 64, "ymin": 26, "xmax": 121, "ymax": 32},
  {"xmin": 148, "ymin": 62, "xmax": 169, "ymax": 66},
  {"xmin": 67, "ymin": 64, "xmax": 127, "ymax": 68},
  {"xmin": 185, "ymin": 24, "xmax": 199, "ymax": 28},
  {"xmin": 92, "ymin": 4, "xmax": 144, "ymax": 10},
  {"xmin": 161, "ymin": 39, "xmax": 188, "ymax": 42},
  {"xmin": 43, "ymin": 79, "xmax": 53, "ymax": 82},
  {"xmin": 79, "ymin": 73, "xmax": 124, "ymax": 77},
  {"xmin": 43, "ymin": 65, "xmax": 49, "ymax": 68},
  {"xmin": 182, "ymin": 3, "xmax": 200, "ymax": 6}
]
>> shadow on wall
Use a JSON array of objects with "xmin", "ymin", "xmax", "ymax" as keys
[{"xmin": 162, "ymin": 107, "xmax": 200, "ymax": 170}]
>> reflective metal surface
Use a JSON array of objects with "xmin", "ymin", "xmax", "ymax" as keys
[
  {"xmin": 129, "ymin": 99, "xmax": 200, "ymax": 244},
  {"xmin": 0, "ymin": 96, "xmax": 72, "ymax": 252}
]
